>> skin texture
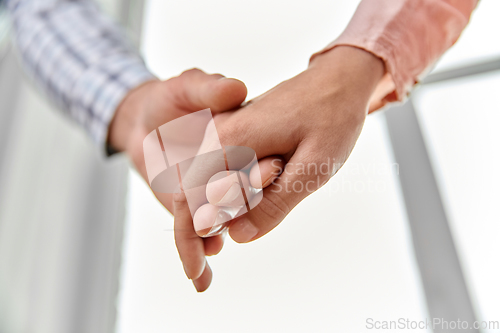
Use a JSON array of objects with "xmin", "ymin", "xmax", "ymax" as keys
[{"xmin": 109, "ymin": 46, "xmax": 385, "ymax": 292}]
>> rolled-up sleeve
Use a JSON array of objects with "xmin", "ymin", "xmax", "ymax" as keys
[
  {"xmin": 311, "ymin": 0, "xmax": 479, "ymax": 112},
  {"xmin": 6, "ymin": 0, "xmax": 156, "ymax": 147}
]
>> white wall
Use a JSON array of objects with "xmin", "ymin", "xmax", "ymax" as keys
[{"xmin": 0, "ymin": 1, "xmax": 131, "ymax": 332}]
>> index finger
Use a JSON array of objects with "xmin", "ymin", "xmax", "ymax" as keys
[{"xmin": 173, "ymin": 191, "xmax": 211, "ymax": 289}]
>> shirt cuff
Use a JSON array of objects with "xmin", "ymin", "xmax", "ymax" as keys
[
  {"xmin": 310, "ymin": 0, "xmax": 477, "ymax": 113},
  {"xmin": 69, "ymin": 56, "xmax": 156, "ymax": 155}
]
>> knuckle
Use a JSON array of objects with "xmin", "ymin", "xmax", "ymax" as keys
[
  {"xmin": 210, "ymin": 73, "xmax": 225, "ymax": 80},
  {"xmin": 181, "ymin": 68, "xmax": 203, "ymax": 77},
  {"xmin": 173, "ymin": 192, "xmax": 187, "ymax": 204}
]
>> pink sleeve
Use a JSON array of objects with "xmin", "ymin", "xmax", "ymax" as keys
[{"xmin": 311, "ymin": 0, "xmax": 479, "ymax": 112}]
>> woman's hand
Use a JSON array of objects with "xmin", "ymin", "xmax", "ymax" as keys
[{"xmin": 177, "ymin": 46, "xmax": 385, "ymax": 291}]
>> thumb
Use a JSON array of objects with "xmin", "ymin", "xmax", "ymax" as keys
[
  {"xmin": 228, "ymin": 143, "xmax": 334, "ymax": 243},
  {"xmin": 173, "ymin": 68, "xmax": 248, "ymax": 112}
]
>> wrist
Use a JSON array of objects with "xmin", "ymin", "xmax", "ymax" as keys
[
  {"xmin": 108, "ymin": 79, "xmax": 160, "ymax": 152},
  {"xmin": 307, "ymin": 46, "xmax": 385, "ymax": 109}
]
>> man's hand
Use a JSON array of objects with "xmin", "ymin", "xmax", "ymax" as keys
[
  {"xmin": 108, "ymin": 68, "xmax": 248, "ymax": 214},
  {"xmin": 107, "ymin": 69, "xmax": 248, "ymax": 281}
]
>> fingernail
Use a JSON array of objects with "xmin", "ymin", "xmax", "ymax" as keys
[
  {"xmin": 216, "ymin": 182, "xmax": 242, "ymax": 205},
  {"xmin": 193, "ymin": 279, "xmax": 203, "ymax": 292},
  {"xmin": 232, "ymin": 218, "xmax": 258, "ymax": 243}
]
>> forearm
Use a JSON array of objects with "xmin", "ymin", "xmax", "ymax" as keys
[{"xmin": 7, "ymin": 0, "xmax": 155, "ymax": 148}]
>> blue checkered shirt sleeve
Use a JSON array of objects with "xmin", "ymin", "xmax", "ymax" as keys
[{"xmin": 6, "ymin": 0, "xmax": 156, "ymax": 149}]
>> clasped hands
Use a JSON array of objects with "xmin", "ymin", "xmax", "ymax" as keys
[{"xmin": 108, "ymin": 46, "xmax": 384, "ymax": 292}]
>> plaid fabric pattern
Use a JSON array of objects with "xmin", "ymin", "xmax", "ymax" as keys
[{"xmin": 6, "ymin": 0, "xmax": 156, "ymax": 149}]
